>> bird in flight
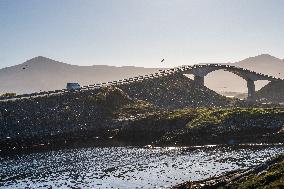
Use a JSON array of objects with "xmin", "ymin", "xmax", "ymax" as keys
[
  {"xmin": 22, "ymin": 65, "xmax": 28, "ymax": 70},
  {"xmin": 161, "ymin": 58, "xmax": 165, "ymax": 63}
]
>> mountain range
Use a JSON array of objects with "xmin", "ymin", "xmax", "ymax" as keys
[
  {"xmin": 0, "ymin": 54, "xmax": 283, "ymax": 95},
  {"xmin": 0, "ymin": 56, "xmax": 160, "ymax": 94}
]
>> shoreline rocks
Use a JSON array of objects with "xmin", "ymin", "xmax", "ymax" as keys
[
  {"xmin": 172, "ymin": 153, "xmax": 284, "ymax": 189},
  {"xmin": 0, "ymin": 82, "xmax": 284, "ymax": 156}
]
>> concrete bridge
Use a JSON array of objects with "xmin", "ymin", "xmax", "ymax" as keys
[
  {"xmin": 0, "ymin": 64, "xmax": 282, "ymax": 102},
  {"xmin": 172, "ymin": 64, "xmax": 280, "ymax": 102}
]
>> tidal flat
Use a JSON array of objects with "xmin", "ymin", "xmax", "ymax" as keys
[{"xmin": 1, "ymin": 145, "xmax": 283, "ymax": 188}]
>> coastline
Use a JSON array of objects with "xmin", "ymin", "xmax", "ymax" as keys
[
  {"xmin": 173, "ymin": 153, "xmax": 284, "ymax": 189},
  {"xmin": 1, "ymin": 106, "xmax": 284, "ymax": 156}
]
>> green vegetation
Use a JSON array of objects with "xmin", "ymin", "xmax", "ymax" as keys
[
  {"xmin": 112, "ymin": 106, "xmax": 284, "ymax": 144},
  {"xmin": 115, "ymin": 100, "xmax": 156, "ymax": 118},
  {"xmin": 115, "ymin": 104, "xmax": 284, "ymax": 131},
  {"xmin": 1, "ymin": 92, "xmax": 16, "ymax": 97},
  {"xmin": 86, "ymin": 86, "xmax": 135, "ymax": 116},
  {"xmin": 186, "ymin": 108, "xmax": 284, "ymax": 129},
  {"xmin": 116, "ymin": 105, "xmax": 200, "ymax": 124},
  {"xmin": 89, "ymin": 86, "xmax": 133, "ymax": 107}
]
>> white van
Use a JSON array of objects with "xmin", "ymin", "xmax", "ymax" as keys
[{"xmin": 66, "ymin": 83, "xmax": 80, "ymax": 90}]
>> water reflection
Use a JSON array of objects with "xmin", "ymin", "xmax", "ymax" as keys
[{"xmin": 0, "ymin": 145, "xmax": 283, "ymax": 188}]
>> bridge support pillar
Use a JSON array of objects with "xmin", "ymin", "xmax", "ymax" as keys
[
  {"xmin": 194, "ymin": 75, "xmax": 204, "ymax": 87},
  {"xmin": 247, "ymin": 79, "xmax": 255, "ymax": 102}
]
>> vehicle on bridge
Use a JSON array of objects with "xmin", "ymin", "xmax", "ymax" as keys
[{"xmin": 66, "ymin": 83, "xmax": 81, "ymax": 90}]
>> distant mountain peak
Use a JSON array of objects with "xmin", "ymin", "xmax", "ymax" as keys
[
  {"xmin": 35, "ymin": 55, "xmax": 46, "ymax": 59},
  {"xmin": 258, "ymin": 53, "xmax": 273, "ymax": 57},
  {"xmin": 255, "ymin": 53, "xmax": 277, "ymax": 59},
  {"xmin": 238, "ymin": 54, "xmax": 281, "ymax": 64},
  {"xmin": 28, "ymin": 56, "xmax": 53, "ymax": 62},
  {"xmin": 23, "ymin": 56, "xmax": 69, "ymax": 67}
]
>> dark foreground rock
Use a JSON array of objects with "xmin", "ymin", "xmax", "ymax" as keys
[
  {"xmin": 0, "ymin": 84, "xmax": 284, "ymax": 155},
  {"xmin": 256, "ymin": 80, "xmax": 284, "ymax": 104},
  {"xmin": 155, "ymin": 108, "xmax": 284, "ymax": 146},
  {"xmin": 1, "ymin": 104, "xmax": 284, "ymax": 156},
  {"xmin": 173, "ymin": 153, "xmax": 284, "ymax": 189},
  {"xmin": 119, "ymin": 73, "xmax": 231, "ymax": 109}
]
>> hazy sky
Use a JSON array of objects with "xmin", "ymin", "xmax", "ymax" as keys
[{"xmin": 1, "ymin": 0, "xmax": 284, "ymax": 68}]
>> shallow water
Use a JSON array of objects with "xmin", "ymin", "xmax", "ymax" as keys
[{"xmin": 0, "ymin": 145, "xmax": 283, "ymax": 189}]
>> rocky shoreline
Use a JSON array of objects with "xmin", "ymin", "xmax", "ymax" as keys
[
  {"xmin": 0, "ymin": 86, "xmax": 283, "ymax": 156},
  {"xmin": 0, "ymin": 86, "xmax": 284, "ymax": 189},
  {"xmin": 1, "ymin": 105, "xmax": 283, "ymax": 156},
  {"xmin": 173, "ymin": 153, "xmax": 284, "ymax": 189}
]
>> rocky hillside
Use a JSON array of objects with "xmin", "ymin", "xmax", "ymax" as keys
[
  {"xmin": 156, "ymin": 108, "xmax": 284, "ymax": 146},
  {"xmin": 119, "ymin": 73, "xmax": 230, "ymax": 109},
  {"xmin": 1, "ymin": 86, "xmax": 283, "ymax": 153},
  {"xmin": 256, "ymin": 80, "xmax": 284, "ymax": 104},
  {"xmin": 0, "ymin": 86, "xmax": 136, "ymax": 140},
  {"xmin": 0, "ymin": 71, "xmax": 235, "ymax": 142}
]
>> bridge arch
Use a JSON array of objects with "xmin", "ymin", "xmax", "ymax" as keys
[
  {"xmin": 180, "ymin": 64, "xmax": 279, "ymax": 102},
  {"xmin": 204, "ymin": 70, "xmax": 250, "ymax": 97}
]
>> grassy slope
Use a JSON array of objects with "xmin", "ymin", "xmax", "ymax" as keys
[
  {"xmin": 186, "ymin": 108, "xmax": 284, "ymax": 128},
  {"xmin": 116, "ymin": 107, "xmax": 284, "ymax": 131},
  {"xmin": 152, "ymin": 108, "xmax": 284, "ymax": 145},
  {"xmin": 227, "ymin": 154, "xmax": 284, "ymax": 189},
  {"xmin": 256, "ymin": 80, "xmax": 284, "ymax": 103}
]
